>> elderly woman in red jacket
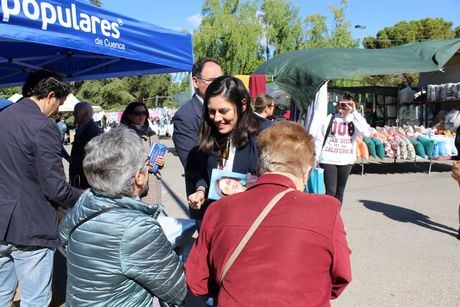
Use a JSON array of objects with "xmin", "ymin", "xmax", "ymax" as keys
[{"xmin": 185, "ymin": 121, "xmax": 351, "ymax": 306}]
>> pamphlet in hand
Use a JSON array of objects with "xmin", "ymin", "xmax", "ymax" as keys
[
  {"xmin": 148, "ymin": 142, "xmax": 168, "ymax": 174},
  {"xmin": 208, "ymin": 169, "xmax": 249, "ymax": 200}
]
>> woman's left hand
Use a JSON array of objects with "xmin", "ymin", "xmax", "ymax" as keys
[
  {"xmin": 348, "ymin": 101, "xmax": 356, "ymax": 113},
  {"xmin": 155, "ymin": 156, "xmax": 165, "ymax": 168}
]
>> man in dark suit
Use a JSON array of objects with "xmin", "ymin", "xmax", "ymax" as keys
[
  {"xmin": 70, "ymin": 101, "xmax": 102, "ymax": 189},
  {"xmin": 172, "ymin": 58, "xmax": 223, "ymax": 215},
  {"xmin": 0, "ymin": 71, "xmax": 82, "ymax": 306}
]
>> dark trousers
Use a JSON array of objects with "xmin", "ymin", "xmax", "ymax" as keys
[{"xmin": 320, "ymin": 163, "xmax": 353, "ymax": 204}]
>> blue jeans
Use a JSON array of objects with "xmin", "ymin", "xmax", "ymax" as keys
[{"xmin": 0, "ymin": 241, "xmax": 54, "ymax": 307}]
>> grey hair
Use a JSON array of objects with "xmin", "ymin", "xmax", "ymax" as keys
[{"xmin": 83, "ymin": 127, "xmax": 146, "ymax": 198}]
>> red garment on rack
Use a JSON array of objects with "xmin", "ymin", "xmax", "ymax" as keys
[{"xmin": 249, "ymin": 74, "xmax": 266, "ymax": 98}]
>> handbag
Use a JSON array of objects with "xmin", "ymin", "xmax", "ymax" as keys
[
  {"xmin": 306, "ymin": 114, "xmax": 335, "ymax": 194},
  {"xmin": 305, "ymin": 167, "xmax": 325, "ymax": 194},
  {"xmin": 218, "ymin": 188, "xmax": 294, "ymax": 285}
]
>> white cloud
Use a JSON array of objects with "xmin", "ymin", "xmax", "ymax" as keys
[{"xmin": 185, "ymin": 13, "xmax": 202, "ymax": 28}]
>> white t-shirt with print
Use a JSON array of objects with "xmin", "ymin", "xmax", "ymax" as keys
[{"xmin": 314, "ymin": 112, "xmax": 370, "ymax": 165}]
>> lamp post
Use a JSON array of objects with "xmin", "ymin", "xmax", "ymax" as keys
[
  {"xmin": 354, "ymin": 24, "xmax": 367, "ymax": 48},
  {"xmin": 257, "ymin": 12, "xmax": 270, "ymax": 60}
]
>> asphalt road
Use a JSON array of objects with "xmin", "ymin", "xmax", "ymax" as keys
[{"xmin": 63, "ymin": 140, "xmax": 460, "ymax": 306}]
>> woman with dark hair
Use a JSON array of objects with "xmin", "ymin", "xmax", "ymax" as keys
[
  {"xmin": 121, "ymin": 101, "xmax": 165, "ymax": 204},
  {"xmin": 254, "ymin": 94, "xmax": 275, "ymax": 119},
  {"xmin": 314, "ymin": 92, "xmax": 370, "ymax": 204},
  {"xmin": 187, "ymin": 76, "xmax": 261, "ymax": 218}
]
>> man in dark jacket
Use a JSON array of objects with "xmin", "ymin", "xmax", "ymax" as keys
[
  {"xmin": 172, "ymin": 58, "xmax": 223, "ymax": 218},
  {"xmin": 0, "ymin": 71, "xmax": 82, "ymax": 306},
  {"xmin": 69, "ymin": 101, "xmax": 102, "ymax": 189},
  {"xmin": 60, "ymin": 127, "xmax": 186, "ymax": 306}
]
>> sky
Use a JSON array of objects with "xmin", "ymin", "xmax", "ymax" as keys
[{"xmin": 104, "ymin": 0, "xmax": 460, "ymax": 40}]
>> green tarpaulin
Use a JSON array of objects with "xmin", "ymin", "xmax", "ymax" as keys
[{"xmin": 254, "ymin": 38, "xmax": 460, "ymax": 111}]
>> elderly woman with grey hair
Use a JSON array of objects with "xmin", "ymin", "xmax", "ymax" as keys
[{"xmin": 59, "ymin": 127, "xmax": 186, "ymax": 307}]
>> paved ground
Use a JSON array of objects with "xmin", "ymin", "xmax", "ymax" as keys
[{"xmin": 63, "ymin": 140, "xmax": 460, "ymax": 306}]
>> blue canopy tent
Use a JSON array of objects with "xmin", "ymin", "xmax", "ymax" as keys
[
  {"xmin": 0, "ymin": 97, "xmax": 12, "ymax": 110},
  {"xmin": 0, "ymin": 0, "xmax": 193, "ymax": 87}
]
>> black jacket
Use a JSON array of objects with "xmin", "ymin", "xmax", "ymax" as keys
[
  {"xmin": 69, "ymin": 119, "xmax": 102, "ymax": 189},
  {"xmin": 0, "ymin": 98, "xmax": 82, "ymax": 248}
]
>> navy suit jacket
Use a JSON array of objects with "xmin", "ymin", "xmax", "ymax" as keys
[
  {"xmin": 0, "ymin": 98, "xmax": 82, "ymax": 248},
  {"xmin": 254, "ymin": 112, "xmax": 273, "ymax": 131},
  {"xmin": 173, "ymin": 94, "xmax": 205, "ymax": 197},
  {"xmin": 172, "ymin": 94, "xmax": 203, "ymax": 168}
]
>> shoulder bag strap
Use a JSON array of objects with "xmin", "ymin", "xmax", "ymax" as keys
[
  {"xmin": 218, "ymin": 188, "xmax": 295, "ymax": 285},
  {"xmin": 322, "ymin": 113, "xmax": 335, "ymax": 149}
]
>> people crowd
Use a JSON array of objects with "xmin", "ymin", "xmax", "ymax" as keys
[{"xmin": 0, "ymin": 58, "xmax": 458, "ymax": 307}]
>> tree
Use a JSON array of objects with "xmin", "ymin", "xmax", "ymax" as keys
[
  {"xmin": 363, "ymin": 18, "xmax": 456, "ymax": 49},
  {"xmin": 302, "ymin": 0, "xmax": 357, "ymax": 49},
  {"xmin": 261, "ymin": 0, "xmax": 303, "ymax": 56},
  {"xmin": 302, "ymin": 14, "xmax": 329, "ymax": 48},
  {"xmin": 327, "ymin": 0, "xmax": 359, "ymax": 48},
  {"xmin": 193, "ymin": 0, "xmax": 264, "ymax": 74},
  {"xmin": 0, "ymin": 87, "xmax": 20, "ymax": 99}
]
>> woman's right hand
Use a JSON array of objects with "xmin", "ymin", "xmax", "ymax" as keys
[{"xmin": 188, "ymin": 191, "xmax": 205, "ymax": 210}]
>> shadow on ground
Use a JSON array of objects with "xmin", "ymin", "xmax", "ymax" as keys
[
  {"xmin": 360, "ymin": 199, "xmax": 457, "ymax": 238},
  {"xmin": 162, "ymin": 180, "xmax": 190, "ymax": 217},
  {"xmin": 351, "ymin": 160, "xmax": 452, "ymax": 175}
]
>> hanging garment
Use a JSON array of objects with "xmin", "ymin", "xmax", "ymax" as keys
[
  {"xmin": 249, "ymin": 74, "xmax": 267, "ymax": 98},
  {"xmin": 234, "ymin": 75, "xmax": 250, "ymax": 90}
]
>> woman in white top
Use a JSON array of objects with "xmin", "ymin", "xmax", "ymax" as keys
[{"xmin": 314, "ymin": 92, "xmax": 370, "ymax": 203}]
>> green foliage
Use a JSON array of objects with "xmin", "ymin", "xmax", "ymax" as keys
[
  {"xmin": 194, "ymin": 0, "xmax": 358, "ymax": 74},
  {"xmin": 162, "ymin": 99, "xmax": 180, "ymax": 109},
  {"xmin": 261, "ymin": 0, "xmax": 303, "ymax": 56},
  {"xmin": 0, "ymin": 86, "xmax": 20, "ymax": 99},
  {"xmin": 327, "ymin": 0, "xmax": 359, "ymax": 48},
  {"xmin": 303, "ymin": 14, "xmax": 329, "ymax": 48},
  {"xmin": 75, "ymin": 75, "xmax": 177, "ymax": 111},
  {"xmin": 455, "ymin": 26, "xmax": 460, "ymax": 38},
  {"xmin": 194, "ymin": 0, "xmax": 264, "ymax": 74},
  {"xmin": 364, "ymin": 18, "xmax": 456, "ymax": 49},
  {"xmin": 302, "ymin": 0, "xmax": 358, "ymax": 50}
]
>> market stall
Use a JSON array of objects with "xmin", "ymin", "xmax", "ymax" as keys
[{"xmin": 254, "ymin": 38, "xmax": 460, "ymax": 173}]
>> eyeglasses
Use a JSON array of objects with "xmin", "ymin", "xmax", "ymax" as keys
[
  {"xmin": 132, "ymin": 111, "xmax": 148, "ymax": 116},
  {"xmin": 196, "ymin": 76, "xmax": 217, "ymax": 84}
]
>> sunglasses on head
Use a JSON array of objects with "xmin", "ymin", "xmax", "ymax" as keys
[{"xmin": 132, "ymin": 111, "xmax": 148, "ymax": 116}]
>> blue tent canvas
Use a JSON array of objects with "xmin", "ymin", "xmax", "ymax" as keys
[
  {"xmin": 0, "ymin": 0, "xmax": 193, "ymax": 87},
  {"xmin": 0, "ymin": 98, "xmax": 12, "ymax": 110}
]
